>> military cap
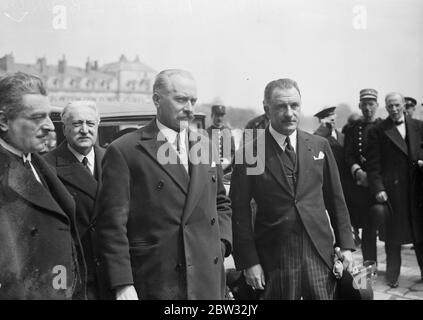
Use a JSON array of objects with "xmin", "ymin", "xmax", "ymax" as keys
[
  {"xmin": 405, "ymin": 97, "xmax": 417, "ymax": 108},
  {"xmin": 211, "ymin": 105, "xmax": 226, "ymax": 115},
  {"xmin": 314, "ymin": 106, "xmax": 336, "ymax": 119},
  {"xmin": 359, "ymin": 89, "xmax": 378, "ymax": 101}
]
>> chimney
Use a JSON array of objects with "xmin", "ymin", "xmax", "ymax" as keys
[
  {"xmin": 58, "ymin": 55, "xmax": 67, "ymax": 74},
  {"xmin": 119, "ymin": 54, "xmax": 127, "ymax": 62},
  {"xmin": 0, "ymin": 53, "xmax": 15, "ymax": 71},
  {"xmin": 37, "ymin": 57, "xmax": 47, "ymax": 74},
  {"xmin": 93, "ymin": 60, "xmax": 98, "ymax": 71},
  {"xmin": 85, "ymin": 57, "xmax": 91, "ymax": 73}
]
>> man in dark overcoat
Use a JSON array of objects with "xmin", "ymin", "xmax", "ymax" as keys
[
  {"xmin": 96, "ymin": 69, "xmax": 232, "ymax": 300},
  {"xmin": 366, "ymin": 92, "xmax": 423, "ymax": 287},
  {"xmin": 0, "ymin": 72, "xmax": 85, "ymax": 299},
  {"xmin": 44, "ymin": 101, "xmax": 109, "ymax": 299}
]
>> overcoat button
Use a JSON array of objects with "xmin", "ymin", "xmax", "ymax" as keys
[
  {"xmin": 214, "ymin": 257, "xmax": 219, "ymax": 264},
  {"xmin": 211, "ymin": 218, "xmax": 216, "ymax": 225},
  {"xmin": 156, "ymin": 181, "xmax": 164, "ymax": 190},
  {"xmin": 30, "ymin": 227, "xmax": 39, "ymax": 237},
  {"xmin": 212, "ymin": 175, "xmax": 216, "ymax": 182}
]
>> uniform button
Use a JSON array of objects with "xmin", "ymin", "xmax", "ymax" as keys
[
  {"xmin": 359, "ymin": 149, "xmax": 362, "ymax": 152},
  {"xmin": 359, "ymin": 131, "xmax": 362, "ymax": 135},
  {"xmin": 30, "ymin": 227, "xmax": 39, "ymax": 237},
  {"xmin": 214, "ymin": 257, "xmax": 219, "ymax": 264},
  {"xmin": 211, "ymin": 218, "xmax": 216, "ymax": 225},
  {"xmin": 212, "ymin": 175, "xmax": 216, "ymax": 182},
  {"xmin": 156, "ymin": 181, "xmax": 164, "ymax": 190},
  {"xmin": 94, "ymin": 258, "xmax": 101, "ymax": 266},
  {"xmin": 359, "ymin": 137, "xmax": 362, "ymax": 140}
]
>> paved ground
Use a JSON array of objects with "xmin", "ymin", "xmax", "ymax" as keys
[
  {"xmin": 354, "ymin": 240, "xmax": 423, "ymax": 300},
  {"xmin": 224, "ymin": 240, "xmax": 423, "ymax": 300}
]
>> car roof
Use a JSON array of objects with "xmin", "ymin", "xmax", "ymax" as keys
[{"xmin": 50, "ymin": 102, "xmax": 205, "ymax": 119}]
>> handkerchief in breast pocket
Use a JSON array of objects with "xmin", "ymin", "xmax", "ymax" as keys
[{"xmin": 313, "ymin": 151, "xmax": 325, "ymax": 160}]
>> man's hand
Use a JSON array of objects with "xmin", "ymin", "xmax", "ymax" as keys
[
  {"xmin": 115, "ymin": 285, "xmax": 139, "ymax": 300},
  {"xmin": 375, "ymin": 191, "xmax": 388, "ymax": 203},
  {"xmin": 340, "ymin": 250, "xmax": 354, "ymax": 273},
  {"xmin": 243, "ymin": 264, "xmax": 266, "ymax": 290},
  {"xmin": 355, "ymin": 169, "xmax": 368, "ymax": 187}
]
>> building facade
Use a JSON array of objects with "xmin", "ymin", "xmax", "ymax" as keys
[{"xmin": 0, "ymin": 53, "xmax": 156, "ymax": 109}]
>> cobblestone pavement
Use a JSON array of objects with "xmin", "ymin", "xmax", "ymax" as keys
[
  {"xmin": 224, "ymin": 240, "xmax": 423, "ymax": 300},
  {"xmin": 354, "ymin": 240, "xmax": 423, "ymax": 300}
]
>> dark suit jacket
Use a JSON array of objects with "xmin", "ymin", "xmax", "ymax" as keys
[
  {"xmin": 96, "ymin": 119, "xmax": 232, "ymax": 300},
  {"xmin": 44, "ymin": 142, "xmax": 110, "ymax": 298},
  {"xmin": 230, "ymin": 129, "xmax": 354, "ymax": 272},
  {"xmin": 367, "ymin": 116, "xmax": 423, "ymax": 244},
  {"xmin": 0, "ymin": 145, "xmax": 85, "ymax": 299}
]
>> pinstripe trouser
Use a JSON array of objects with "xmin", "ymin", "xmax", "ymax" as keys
[{"xmin": 262, "ymin": 225, "xmax": 336, "ymax": 300}]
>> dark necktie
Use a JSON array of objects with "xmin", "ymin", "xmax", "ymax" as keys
[
  {"xmin": 82, "ymin": 157, "xmax": 92, "ymax": 175},
  {"xmin": 285, "ymin": 136, "xmax": 296, "ymax": 167},
  {"xmin": 394, "ymin": 120, "xmax": 404, "ymax": 125},
  {"xmin": 176, "ymin": 132, "xmax": 189, "ymax": 174}
]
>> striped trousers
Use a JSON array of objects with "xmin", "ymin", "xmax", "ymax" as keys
[{"xmin": 262, "ymin": 224, "xmax": 336, "ymax": 300}]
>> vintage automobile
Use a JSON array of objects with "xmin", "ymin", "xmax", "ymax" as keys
[{"xmin": 49, "ymin": 102, "xmax": 206, "ymax": 148}]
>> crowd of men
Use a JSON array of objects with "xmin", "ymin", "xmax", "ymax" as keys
[{"xmin": 0, "ymin": 70, "xmax": 422, "ymax": 300}]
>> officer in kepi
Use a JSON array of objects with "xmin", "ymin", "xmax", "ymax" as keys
[
  {"xmin": 404, "ymin": 97, "xmax": 417, "ymax": 118},
  {"xmin": 206, "ymin": 104, "xmax": 235, "ymax": 174},
  {"xmin": 344, "ymin": 88, "xmax": 382, "ymax": 263}
]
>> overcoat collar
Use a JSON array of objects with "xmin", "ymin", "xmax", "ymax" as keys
[
  {"xmin": 2, "ymin": 145, "xmax": 74, "ymax": 223},
  {"xmin": 53, "ymin": 142, "xmax": 98, "ymax": 200},
  {"xmin": 136, "ymin": 119, "xmax": 210, "ymax": 223},
  {"xmin": 383, "ymin": 116, "xmax": 412, "ymax": 156}
]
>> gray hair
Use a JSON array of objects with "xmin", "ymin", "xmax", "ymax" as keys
[
  {"xmin": 264, "ymin": 78, "xmax": 301, "ymax": 103},
  {"xmin": 385, "ymin": 92, "xmax": 405, "ymax": 105},
  {"xmin": 61, "ymin": 100, "xmax": 100, "ymax": 124},
  {"xmin": 153, "ymin": 69, "xmax": 194, "ymax": 94},
  {"xmin": 0, "ymin": 72, "xmax": 47, "ymax": 119}
]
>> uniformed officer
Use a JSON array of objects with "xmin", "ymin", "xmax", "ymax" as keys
[
  {"xmin": 344, "ymin": 89, "xmax": 382, "ymax": 262},
  {"xmin": 404, "ymin": 97, "xmax": 417, "ymax": 118},
  {"xmin": 206, "ymin": 105, "xmax": 235, "ymax": 174}
]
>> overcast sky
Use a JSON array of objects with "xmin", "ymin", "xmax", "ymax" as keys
[{"xmin": 1, "ymin": 0, "xmax": 422, "ymax": 115}]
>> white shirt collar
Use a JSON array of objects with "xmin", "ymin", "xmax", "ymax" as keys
[
  {"xmin": 395, "ymin": 115, "xmax": 405, "ymax": 125},
  {"xmin": 0, "ymin": 137, "xmax": 32, "ymax": 162},
  {"xmin": 269, "ymin": 124, "xmax": 297, "ymax": 152},
  {"xmin": 156, "ymin": 118, "xmax": 187, "ymax": 146},
  {"xmin": 67, "ymin": 144, "xmax": 95, "ymax": 167}
]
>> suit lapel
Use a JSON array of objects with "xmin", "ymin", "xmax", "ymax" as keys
[
  {"xmin": 54, "ymin": 143, "xmax": 98, "ymax": 200},
  {"xmin": 384, "ymin": 118, "xmax": 408, "ymax": 156},
  {"xmin": 137, "ymin": 120, "xmax": 189, "ymax": 195},
  {"xmin": 296, "ymin": 130, "xmax": 314, "ymax": 196},
  {"xmin": 181, "ymin": 134, "xmax": 209, "ymax": 224},
  {"xmin": 6, "ymin": 150, "xmax": 71, "ymax": 223},
  {"xmin": 264, "ymin": 129, "xmax": 294, "ymax": 196},
  {"xmin": 406, "ymin": 117, "xmax": 420, "ymax": 161}
]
